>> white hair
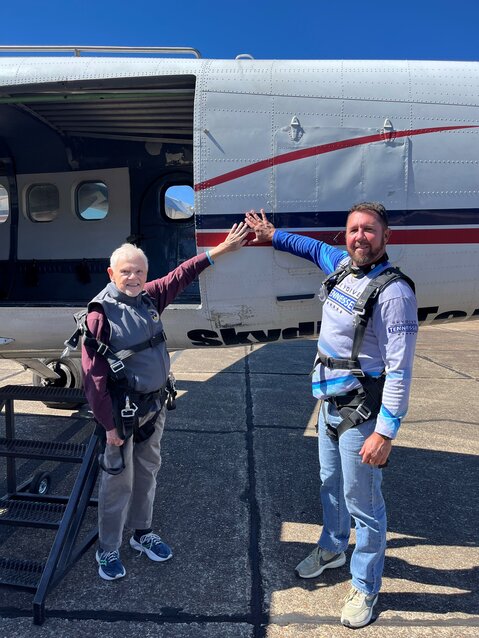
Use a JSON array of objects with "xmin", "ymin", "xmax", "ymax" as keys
[{"xmin": 109, "ymin": 243, "xmax": 148, "ymax": 270}]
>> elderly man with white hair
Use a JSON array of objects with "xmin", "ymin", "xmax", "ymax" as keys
[{"xmin": 82, "ymin": 223, "xmax": 248, "ymax": 581}]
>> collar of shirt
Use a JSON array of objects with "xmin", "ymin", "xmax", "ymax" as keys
[{"xmin": 349, "ymin": 252, "xmax": 389, "ymax": 278}]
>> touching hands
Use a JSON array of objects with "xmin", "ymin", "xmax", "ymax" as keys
[
  {"xmin": 208, "ymin": 222, "xmax": 249, "ymax": 260},
  {"xmin": 245, "ymin": 209, "xmax": 276, "ymax": 244}
]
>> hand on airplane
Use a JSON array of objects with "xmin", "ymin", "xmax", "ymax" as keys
[
  {"xmin": 208, "ymin": 222, "xmax": 249, "ymax": 260},
  {"xmin": 359, "ymin": 431, "xmax": 392, "ymax": 467},
  {"xmin": 106, "ymin": 428, "xmax": 124, "ymax": 446},
  {"xmin": 245, "ymin": 209, "xmax": 276, "ymax": 244}
]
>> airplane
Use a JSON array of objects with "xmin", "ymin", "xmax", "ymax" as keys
[{"xmin": 0, "ymin": 46, "xmax": 478, "ymax": 403}]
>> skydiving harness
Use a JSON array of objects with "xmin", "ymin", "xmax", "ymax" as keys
[
  {"xmin": 63, "ymin": 305, "xmax": 178, "ymax": 474},
  {"xmin": 316, "ymin": 262, "xmax": 415, "ymax": 442}
]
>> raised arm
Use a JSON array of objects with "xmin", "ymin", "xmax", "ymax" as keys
[
  {"xmin": 207, "ymin": 221, "xmax": 249, "ymax": 260},
  {"xmin": 245, "ymin": 208, "xmax": 347, "ymax": 274},
  {"xmin": 146, "ymin": 222, "xmax": 249, "ymax": 312}
]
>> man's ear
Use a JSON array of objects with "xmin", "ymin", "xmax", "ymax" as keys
[
  {"xmin": 107, "ymin": 266, "xmax": 114, "ymax": 281},
  {"xmin": 384, "ymin": 228, "xmax": 391, "ymax": 245}
]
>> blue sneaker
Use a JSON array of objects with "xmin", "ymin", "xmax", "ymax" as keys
[
  {"xmin": 96, "ymin": 548, "xmax": 126, "ymax": 581},
  {"xmin": 129, "ymin": 532, "xmax": 173, "ymax": 562}
]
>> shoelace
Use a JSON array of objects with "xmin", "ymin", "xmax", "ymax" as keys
[
  {"xmin": 139, "ymin": 532, "xmax": 161, "ymax": 548},
  {"xmin": 100, "ymin": 550, "xmax": 120, "ymax": 564},
  {"xmin": 345, "ymin": 587, "xmax": 372, "ymax": 605},
  {"xmin": 345, "ymin": 587, "xmax": 361, "ymax": 603}
]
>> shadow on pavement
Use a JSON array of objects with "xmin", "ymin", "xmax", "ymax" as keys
[{"xmin": 0, "ymin": 340, "xmax": 477, "ymax": 635}]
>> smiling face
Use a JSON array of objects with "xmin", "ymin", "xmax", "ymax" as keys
[
  {"xmin": 107, "ymin": 254, "xmax": 148, "ymax": 297},
  {"xmin": 345, "ymin": 209, "xmax": 391, "ymax": 267}
]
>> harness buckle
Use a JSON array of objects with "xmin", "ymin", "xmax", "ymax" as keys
[
  {"xmin": 121, "ymin": 396, "xmax": 138, "ymax": 419},
  {"xmin": 110, "ymin": 360, "xmax": 125, "ymax": 374},
  {"xmin": 97, "ymin": 342, "xmax": 109, "ymax": 356},
  {"xmin": 356, "ymin": 403, "xmax": 372, "ymax": 420},
  {"xmin": 351, "ymin": 368, "xmax": 365, "ymax": 378}
]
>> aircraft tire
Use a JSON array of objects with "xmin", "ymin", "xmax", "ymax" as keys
[
  {"xmin": 32, "ymin": 358, "xmax": 86, "ymax": 409},
  {"xmin": 29, "ymin": 471, "xmax": 51, "ymax": 495}
]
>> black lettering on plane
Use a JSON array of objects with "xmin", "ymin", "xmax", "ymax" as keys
[
  {"xmin": 282, "ymin": 322, "xmax": 315, "ymax": 340},
  {"xmin": 187, "ymin": 329, "xmax": 223, "ymax": 347},
  {"xmin": 188, "ymin": 322, "xmax": 321, "ymax": 346},
  {"xmin": 220, "ymin": 329, "xmax": 253, "ymax": 346},
  {"xmin": 417, "ymin": 306, "xmax": 439, "ymax": 323},
  {"xmin": 433, "ymin": 310, "xmax": 468, "ymax": 322},
  {"xmin": 250, "ymin": 329, "xmax": 281, "ymax": 343},
  {"xmin": 186, "ymin": 308, "xmax": 479, "ymax": 347}
]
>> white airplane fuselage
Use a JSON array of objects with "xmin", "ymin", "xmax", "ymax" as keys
[{"xmin": 0, "ymin": 53, "xmax": 478, "ymax": 382}]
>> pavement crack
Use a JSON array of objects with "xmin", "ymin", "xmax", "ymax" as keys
[
  {"xmin": 244, "ymin": 353, "xmax": 268, "ymax": 638},
  {"xmin": 415, "ymin": 353, "xmax": 475, "ymax": 379}
]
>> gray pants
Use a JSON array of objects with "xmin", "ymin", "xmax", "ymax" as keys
[{"xmin": 98, "ymin": 405, "xmax": 167, "ymax": 551}]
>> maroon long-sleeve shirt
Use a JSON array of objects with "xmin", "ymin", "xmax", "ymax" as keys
[{"xmin": 82, "ymin": 253, "xmax": 210, "ymax": 430}]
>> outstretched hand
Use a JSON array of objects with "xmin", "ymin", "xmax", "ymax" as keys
[
  {"xmin": 245, "ymin": 209, "xmax": 276, "ymax": 244},
  {"xmin": 208, "ymin": 222, "xmax": 249, "ymax": 260}
]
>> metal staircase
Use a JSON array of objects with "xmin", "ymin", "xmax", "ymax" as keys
[{"xmin": 0, "ymin": 384, "xmax": 101, "ymax": 624}]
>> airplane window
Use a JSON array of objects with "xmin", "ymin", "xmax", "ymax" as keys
[
  {"xmin": 77, "ymin": 181, "xmax": 109, "ymax": 220},
  {"xmin": 164, "ymin": 184, "xmax": 194, "ymax": 220},
  {"xmin": 0, "ymin": 185, "xmax": 8, "ymax": 223},
  {"xmin": 27, "ymin": 184, "xmax": 60, "ymax": 222}
]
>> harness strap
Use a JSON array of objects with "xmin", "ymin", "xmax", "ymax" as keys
[
  {"xmin": 325, "ymin": 373, "xmax": 385, "ymax": 441},
  {"xmin": 316, "ymin": 265, "xmax": 415, "ymax": 382},
  {"xmin": 64, "ymin": 307, "xmax": 167, "ymax": 380},
  {"xmin": 318, "ymin": 262, "xmax": 414, "ymax": 454},
  {"xmin": 111, "ymin": 385, "xmax": 168, "ymax": 440},
  {"xmin": 320, "ymin": 264, "xmax": 352, "ymax": 299},
  {"xmin": 111, "ymin": 331, "xmax": 167, "ymax": 362},
  {"xmin": 315, "ymin": 353, "xmax": 364, "ymax": 377},
  {"xmin": 350, "ymin": 267, "xmax": 415, "ymax": 362}
]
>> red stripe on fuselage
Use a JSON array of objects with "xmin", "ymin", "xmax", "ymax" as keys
[
  {"xmin": 196, "ymin": 227, "xmax": 479, "ymax": 247},
  {"xmin": 195, "ymin": 126, "xmax": 477, "ymax": 192}
]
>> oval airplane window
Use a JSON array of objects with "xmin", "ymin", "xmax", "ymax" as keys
[
  {"xmin": 77, "ymin": 181, "xmax": 109, "ymax": 220},
  {"xmin": 0, "ymin": 185, "xmax": 8, "ymax": 223},
  {"xmin": 164, "ymin": 184, "xmax": 194, "ymax": 220},
  {"xmin": 27, "ymin": 184, "xmax": 60, "ymax": 222}
]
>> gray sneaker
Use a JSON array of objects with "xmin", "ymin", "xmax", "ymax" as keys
[
  {"xmin": 295, "ymin": 545, "xmax": 346, "ymax": 579},
  {"xmin": 341, "ymin": 586, "xmax": 378, "ymax": 628}
]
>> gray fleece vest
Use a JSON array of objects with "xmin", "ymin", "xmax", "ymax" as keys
[{"xmin": 88, "ymin": 282, "xmax": 169, "ymax": 394}]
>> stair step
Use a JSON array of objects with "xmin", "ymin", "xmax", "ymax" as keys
[
  {"xmin": 0, "ymin": 384, "xmax": 86, "ymax": 403},
  {"xmin": 0, "ymin": 499, "xmax": 66, "ymax": 528},
  {"xmin": 0, "ymin": 556, "xmax": 44, "ymax": 590},
  {"xmin": 0, "ymin": 437, "xmax": 86, "ymax": 461}
]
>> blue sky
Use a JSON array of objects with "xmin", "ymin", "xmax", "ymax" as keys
[{"xmin": 2, "ymin": 0, "xmax": 478, "ymax": 62}]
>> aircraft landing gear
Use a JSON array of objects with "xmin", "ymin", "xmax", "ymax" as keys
[
  {"xmin": 29, "ymin": 471, "xmax": 52, "ymax": 495},
  {"xmin": 32, "ymin": 358, "xmax": 85, "ymax": 409}
]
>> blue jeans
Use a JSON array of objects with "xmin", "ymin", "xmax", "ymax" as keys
[{"xmin": 317, "ymin": 401, "xmax": 387, "ymax": 595}]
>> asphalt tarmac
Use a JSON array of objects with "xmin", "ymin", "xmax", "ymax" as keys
[{"xmin": 0, "ymin": 320, "xmax": 478, "ymax": 637}]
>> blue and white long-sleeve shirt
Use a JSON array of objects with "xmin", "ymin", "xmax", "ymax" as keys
[{"xmin": 273, "ymin": 230, "xmax": 418, "ymax": 439}]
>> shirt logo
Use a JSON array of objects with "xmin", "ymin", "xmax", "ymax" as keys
[
  {"xmin": 148, "ymin": 309, "xmax": 160, "ymax": 323},
  {"xmin": 328, "ymin": 288, "xmax": 357, "ymax": 313},
  {"xmin": 387, "ymin": 321, "xmax": 418, "ymax": 335}
]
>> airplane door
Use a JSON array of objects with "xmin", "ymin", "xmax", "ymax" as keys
[
  {"xmin": 274, "ymin": 125, "xmax": 408, "ymax": 264},
  {"xmin": 138, "ymin": 172, "xmax": 199, "ymax": 303},
  {"xmin": 0, "ymin": 141, "xmax": 17, "ymax": 300}
]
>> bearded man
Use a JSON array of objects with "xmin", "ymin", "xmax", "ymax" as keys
[{"xmin": 245, "ymin": 203, "xmax": 417, "ymax": 628}]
